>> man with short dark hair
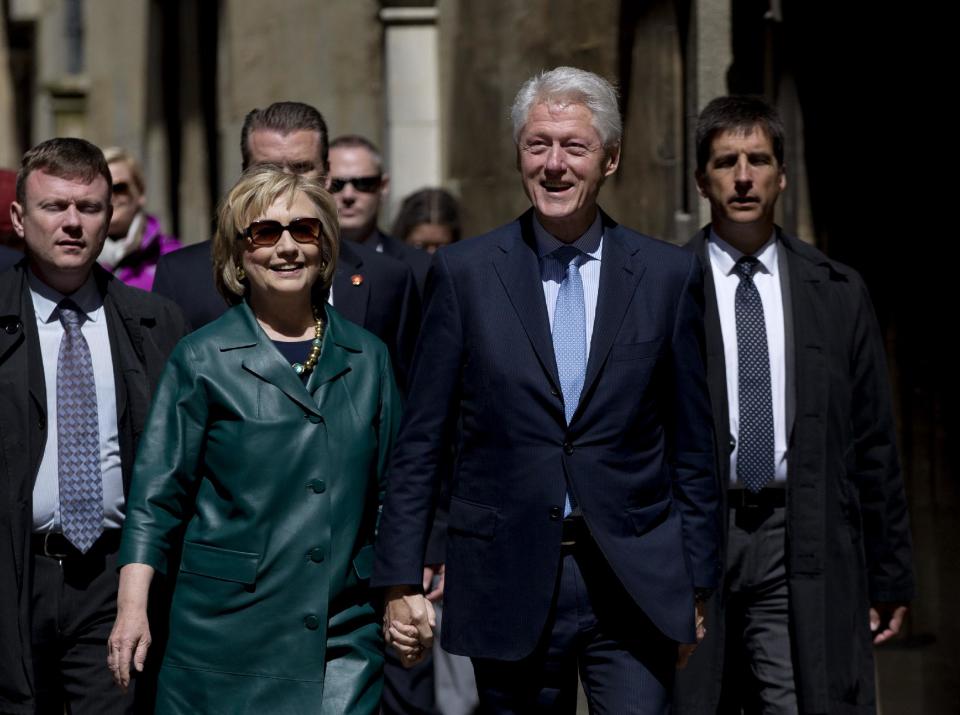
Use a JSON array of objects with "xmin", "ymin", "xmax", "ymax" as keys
[
  {"xmin": 674, "ymin": 95, "xmax": 914, "ymax": 714},
  {"xmin": 329, "ymin": 135, "xmax": 431, "ymax": 289},
  {"xmin": 152, "ymin": 101, "xmax": 420, "ymax": 388},
  {"xmin": 0, "ymin": 137, "xmax": 187, "ymax": 713},
  {"xmin": 374, "ymin": 66, "xmax": 720, "ymax": 714}
]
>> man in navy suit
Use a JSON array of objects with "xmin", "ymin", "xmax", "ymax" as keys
[{"xmin": 373, "ymin": 67, "xmax": 721, "ymax": 713}]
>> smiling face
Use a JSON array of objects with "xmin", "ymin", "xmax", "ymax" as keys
[
  {"xmin": 517, "ymin": 101, "xmax": 619, "ymax": 243},
  {"xmin": 241, "ymin": 190, "xmax": 325, "ymax": 309},
  {"xmin": 11, "ymin": 170, "xmax": 111, "ymax": 294},
  {"xmin": 696, "ymin": 126, "xmax": 786, "ymax": 242}
]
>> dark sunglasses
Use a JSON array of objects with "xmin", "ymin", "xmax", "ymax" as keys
[
  {"xmin": 328, "ymin": 175, "xmax": 382, "ymax": 194},
  {"xmin": 112, "ymin": 182, "xmax": 131, "ymax": 196},
  {"xmin": 241, "ymin": 217, "xmax": 323, "ymax": 247}
]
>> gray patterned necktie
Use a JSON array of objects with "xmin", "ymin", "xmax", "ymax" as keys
[
  {"xmin": 734, "ymin": 257, "xmax": 775, "ymax": 493},
  {"xmin": 57, "ymin": 300, "xmax": 103, "ymax": 553}
]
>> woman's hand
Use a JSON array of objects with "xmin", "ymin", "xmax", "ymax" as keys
[{"xmin": 107, "ymin": 563, "xmax": 155, "ymax": 691}]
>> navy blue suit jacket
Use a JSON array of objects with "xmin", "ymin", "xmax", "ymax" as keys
[{"xmin": 373, "ymin": 209, "xmax": 721, "ymax": 659}]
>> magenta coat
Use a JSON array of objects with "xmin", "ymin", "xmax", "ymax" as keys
[{"xmin": 110, "ymin": 214, "xmax": 182, "ymax": 291}]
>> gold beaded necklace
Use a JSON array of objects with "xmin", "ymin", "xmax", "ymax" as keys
[{"xmin": 291, "ymin": 305, "xmax": 325, "ymax": 377}]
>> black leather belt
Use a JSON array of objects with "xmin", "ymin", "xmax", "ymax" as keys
[
  {"xmin": 31, "ymin": 530, "xmax": 122, "ymax": 559},
  {"xmin": 560, "ymin": 517, "xmax": 587, "ymax": 547},
  {"xmin": 728, "ymin": 488, "xmax": 786, "ymax": 509}
]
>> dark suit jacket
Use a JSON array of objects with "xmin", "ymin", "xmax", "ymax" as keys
[
  {"xmin": 675, "ymin": 227, "xmax": 915, "ymax": 714},
  {"xmin": 152, "ymin": 239, "xmax": 421, "ymax": 390},
  {"xmin": 373, "ymin": 209, "xmax": 721, "ymax": 659},
  {"xmin": 373, "ymin": 230, "xmax": 432, "ymax": 292},
  {"xmin": 0, "ymin": 264, "xmax": 187, "ymax": 714}
]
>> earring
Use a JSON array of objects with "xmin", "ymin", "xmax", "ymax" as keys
[{"xmin": 236, "ymin": 264, "xmax": 246, "ymax": 281}]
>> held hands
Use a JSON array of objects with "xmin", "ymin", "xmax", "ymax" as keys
[
  {"xmin": 384, "ymin": 585, "xmax": 436, "ymax": 667},
  {"xmin": 871, "ymin": 603, "xmax": 908, "ymax": 645},
  {"xmin": 677, "ymin": 597, "xmax": 708, "ymax": 669},
  {"xmin": 423, "ymin": 563, "xmax": 446, "ymax": 602}
]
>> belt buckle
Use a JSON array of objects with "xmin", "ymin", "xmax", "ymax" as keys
[{"xmin": 43, "ymin": 532, "xmax": 70, "ymax": 559}]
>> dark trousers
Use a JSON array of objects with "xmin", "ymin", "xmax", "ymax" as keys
[
  {"xmin": 472, "ymin": 530, "xmax": 675, "ymax": 715},
  {"xmin": 719, "ymin": 505, "xmax": 797, "ymax": 715},
  {"xmin": 381, "ymin": 647, "xmax": 437, "ymax": 715},
  {"xmin": 30, "ymin": 532, "xmax": 135, "ymax": 715}
]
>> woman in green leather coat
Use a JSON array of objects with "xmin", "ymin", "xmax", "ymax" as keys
[{"xmin": 107, "ymin": 166, "xmax": 400, "ymax": 714}]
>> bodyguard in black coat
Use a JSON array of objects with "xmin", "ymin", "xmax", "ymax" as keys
[
  {"xmin": 0, "ymin": 138, "xmax": 187, "ymax": 714},
  {"xmin": 674, "ymin": 97, "xmax": 913, "ymax": 714}
]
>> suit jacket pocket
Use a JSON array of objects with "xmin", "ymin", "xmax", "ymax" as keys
[
  {"xmin": 352, "ymin": 543, "xmax": 375, "ymax": 580},
  {"xmin": 448, "ymin": 496, "xmax": 498, "ymax": 540},
  {"xmin": 180, "ymin": 541, "xmax": 260, "ymax": 585},
  {"xmin": 626, "ymin": 498, "xmax": 671, "ymax": 536},
  {"xmin": 610, "ymin": 338, "xmax": 662, "ymax": 362}
]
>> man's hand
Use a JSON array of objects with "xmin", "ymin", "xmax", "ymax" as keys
[
  {"xmin": 383, "ymin": 585, "xmax": 436, "ymax": 667},
  {"xmin": 677, "ymin": 597, "xmax": 708, "ymax": 669},
  {"xmin": 422, "ymin": 563, "xmax": 445, "ymax": 603},
  {"xmin": 871, "ymin": 603, "xmax": 908, "ymax": 645}
]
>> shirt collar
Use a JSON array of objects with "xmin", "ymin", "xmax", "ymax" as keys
[
  {"xmin": 533, "ymin": 212, "xmax": 603, "ymax": 261},
  {"xmin": 28, "ymin": 268, "xmax": 104, "ymax": 324},
  {"xmin": 707, "ymin": 228, "xmax": 779, "ymax": 278}
]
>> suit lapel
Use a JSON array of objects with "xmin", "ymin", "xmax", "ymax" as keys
[
  {"xmin": 491, "ymin": 213, "xmax": 561, "ymax": 391},
  {"xmin": 688, "ymin": 227, "xmax": 731, "ymax": 481},
  {"xmin": 579, "ymin": 220, "xmax": 645, "ymax": 404},
  {"xmin": 332, "ymin": 242, "xmax": 370, "ymax": 328},
  {"xmin": 223, "ymin": 304, "xmax": 324, "ymax": 418}
]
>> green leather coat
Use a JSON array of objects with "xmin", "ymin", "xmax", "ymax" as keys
[{"xmin": 118, "ymin": 301, "xmax": 400, "ymax": 715}]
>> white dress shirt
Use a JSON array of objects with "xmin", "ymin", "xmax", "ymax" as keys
[
  {"xmin": 29, "ymin": 270, "xmax": 125, "ymax": 531},
  {"xmin": 707, "ymin": 231, "xmax": 788, "ymax": 485},
  {"xmin": 534, "ymin": 213, "xmax": 603, "ymax": 359}
]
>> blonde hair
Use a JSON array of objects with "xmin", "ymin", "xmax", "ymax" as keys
[
  {"xmin": 212, "ymin": 165, "xmax": 339, "ymax": 305},
  {"xmin": 102, "ymin": 146, "xmax": 145, "ymax": 194}
]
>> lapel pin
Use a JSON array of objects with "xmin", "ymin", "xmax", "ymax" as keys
[{"xmin": 351, "ymin": 274, "xmax": 364, "ymax": 286}]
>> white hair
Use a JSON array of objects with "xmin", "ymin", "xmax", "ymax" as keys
[{"xmin": 511, "ymin": 66, "xmax": 622, "ymax": 147}]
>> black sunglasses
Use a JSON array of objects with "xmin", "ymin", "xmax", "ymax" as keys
[
  {"xmin": 112, "ymin": 181, "xmax": 131, "ymax": 196},
  {"xmin": 328, "ymin": 175, "xmax": 382, "ymax": 194},
  {"xmin": 241, "ymin": 218, "xmax": 323, "ymax": 247}
]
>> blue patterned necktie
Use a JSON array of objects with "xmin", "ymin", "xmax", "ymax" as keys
[
  {"xmin": 734, "ymin": 257, "xmax": 775, "ymax": 493},
  {"xmin": 551, "ymin": 245, "xmax": 586, "ymax": 516},
  {"xmin": 57, "ymin": 300, "xmax": 103, "ymax": 553}
]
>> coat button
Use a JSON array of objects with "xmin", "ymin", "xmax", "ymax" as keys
[
  {"xmin": 309, "ymin": 547, "xmax": 325, "ymax": 563},
  {"xmin": 550, "ymin": 387, "xmax": 560, "ymax": 398},
  {"xmin": 304, "ymin": 615, "xmax": 320, "ymax": 630},
  {"xmin": 562, "ymin": 441, "xmax": 574, "ymax": 455},
  {"xmin": 305, "ymin": 414, "xmax": 323, "ymax": 424},
  {"xmin": 309, "ymin": 479, "xmax": 326, "ymax": 494},
  {"xmin": 2, "ymin": 319, "xmax": 21, "ymax": 335},
  {"xmin": 549, "ymin": 506, "xmax": 562, "ymax": 521},
  {"xmin": 728, "ymin": 435, "xmax": 736, "ymax": 450}
]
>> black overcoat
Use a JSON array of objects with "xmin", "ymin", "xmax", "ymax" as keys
[{"xmin": 675, "ymin": 228, "xmax": 915, "ymax": 714}]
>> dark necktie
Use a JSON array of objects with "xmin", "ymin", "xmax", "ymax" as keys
[
  {"xmin": 734, "ymin": 257, "xmax": 775, "ymax": 493},
  {"xmin": 551, "ymin": 245, "xmax": 586, "ymax": 516},
  {"xmin": 57, "ymin": 300, "xmax": 104, "ymax": 553}
]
